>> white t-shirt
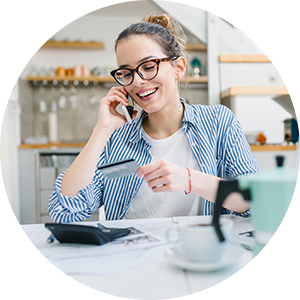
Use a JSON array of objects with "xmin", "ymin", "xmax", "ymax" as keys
[{"xmin": 125, "ymin": 127, "xmax": 202, "ymax": 219}]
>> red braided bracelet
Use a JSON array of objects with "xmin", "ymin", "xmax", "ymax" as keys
[{"xmin": 185, "ymin": 168, "xmax": 192, "ymax": 195}]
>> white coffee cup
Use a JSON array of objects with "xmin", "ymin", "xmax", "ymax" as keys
[{"xmin": 166, "ymin": 216, "xmax": 233, "ymax": 262}]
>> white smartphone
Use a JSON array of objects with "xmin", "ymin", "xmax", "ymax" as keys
[{"xmin": 122, "ymin": 105, "xmax": 133, "ymax": 124}]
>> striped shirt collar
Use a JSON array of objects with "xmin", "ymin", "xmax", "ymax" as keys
[{"xmin": 128, "ymin": 98, "xmax": 196, "ymax": 144}]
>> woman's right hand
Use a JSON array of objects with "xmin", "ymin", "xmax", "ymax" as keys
[
  {"xmin": 96, "ymin": 86, "xmax": 130, "ymax": 132},
  {"xmin": 61, "ymin": 87, "xmax": 131, "ymax": 197}
]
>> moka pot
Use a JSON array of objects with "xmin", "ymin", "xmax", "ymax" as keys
[{"xmin": 213, "ymin": 156, "xmax": 300, "ymax": 297}]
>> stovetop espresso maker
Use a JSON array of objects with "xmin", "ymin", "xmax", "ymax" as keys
[{"xmin": 213, "ymin": 156, "xmax": 300, "ymax": 296}]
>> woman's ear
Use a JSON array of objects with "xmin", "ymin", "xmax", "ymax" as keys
[{"xmin": 175, "ymin": 56, "xmax": 186, "ymax": 80}]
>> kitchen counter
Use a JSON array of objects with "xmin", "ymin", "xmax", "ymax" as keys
[
  {"xmin": 18, "ymin": 143, "xmax": 297, "ymax": 152},
  {"xmin": 249, "ymin": 144, "xmax": 297, "ymax": 152},
  {"xmin": 19, "ymin": 142, "xmax": 86, "ymax": 149}
]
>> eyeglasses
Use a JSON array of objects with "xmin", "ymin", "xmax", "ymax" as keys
[{"xmin": 110, "ymin": 56, "xmax": 178, "ymax": 86}]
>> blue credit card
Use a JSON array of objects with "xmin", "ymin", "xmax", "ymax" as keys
[{"xmin": 98, "ymin": 158, "xmax": 140, "ymax": 179}]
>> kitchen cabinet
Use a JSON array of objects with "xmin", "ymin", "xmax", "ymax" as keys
[
  {"xmin": 249, "ymin": 144, "xmax": 297, "ymax": 169},
  {"xmin": 251, "ymin": 149, "xmax": 297, "ymax": 170},
  {"xmin": 19, "ymin": 148, "xmax": 100, "ymax": 224}
]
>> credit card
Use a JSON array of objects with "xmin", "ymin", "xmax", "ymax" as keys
[{"xmin": 98, "ymin": 158, "xmax": 140, "ymax": 179}]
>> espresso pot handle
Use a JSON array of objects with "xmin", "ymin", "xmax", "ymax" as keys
[{"xmin": 212, "ymin": 179, "xmax": 251, "ymax": 242}]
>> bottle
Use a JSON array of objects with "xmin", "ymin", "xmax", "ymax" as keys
[
  {"xmin": 48, "ymin": 101, "xmax": 58, "ymax": 143},
  {"xmin": 190, "ymin": 57, "xmax": 203, "ymax": 78}
]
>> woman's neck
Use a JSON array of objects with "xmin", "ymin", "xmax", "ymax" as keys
[{"xmin": 142, "ymin": 100, "xmax": 184, "ymax": 140}]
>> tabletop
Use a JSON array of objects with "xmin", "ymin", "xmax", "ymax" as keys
[{"xmin": 0, "ymin": 218, "xmax": 299, "ymax": 300}]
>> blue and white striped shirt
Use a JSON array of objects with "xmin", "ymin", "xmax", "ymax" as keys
[{"xmin": 48, "ymin": 100, "xmax": 259, "ymax": 222}]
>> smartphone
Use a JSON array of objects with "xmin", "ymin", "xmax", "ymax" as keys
[{"xmin": 122, "ymin": 93, "xmax": 134, "ymax": 124}]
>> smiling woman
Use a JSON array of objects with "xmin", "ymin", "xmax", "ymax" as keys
[{"xmin": 48, "ymin": 13, "xmax": 259, "ymax": 223}]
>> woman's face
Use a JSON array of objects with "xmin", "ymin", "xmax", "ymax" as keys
[{"xmin": 115, "ymin": 35, "xmax": 185, "ymax": 115}]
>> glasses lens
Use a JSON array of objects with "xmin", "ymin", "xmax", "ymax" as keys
[
  {"xmin": 114, "ymin": 69, "xmax": 132, "ymax": 86},
  {"xmin": 138, "ymin": 61, "xmax": 158, "ymax": 80}
]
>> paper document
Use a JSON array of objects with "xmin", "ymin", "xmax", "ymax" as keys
[{"xmin": 23, "ymin": 219, "xmax": 174, "ymax": 276}]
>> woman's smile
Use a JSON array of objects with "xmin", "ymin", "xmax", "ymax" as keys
[{"xmin": 136, "ymin": 87, "xmax": 158, "ymax": 101}]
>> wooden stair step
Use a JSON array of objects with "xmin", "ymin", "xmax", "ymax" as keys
[
  {"xmin": 219, "ymin": 54, "xmax": 271, "ymax": 63},
  {"xmin": 221, "ymin": 86, "xmax": 289, "ymax": 99}
]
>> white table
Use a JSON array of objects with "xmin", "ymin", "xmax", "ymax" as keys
[{"xmin": 22, "ymin": 216, "xmax": 254, "ymax": 299}]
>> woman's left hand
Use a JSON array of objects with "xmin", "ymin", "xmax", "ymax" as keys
[{"xmin": 136, "ymin": 160, "xmax": 190, "ymax": 193}]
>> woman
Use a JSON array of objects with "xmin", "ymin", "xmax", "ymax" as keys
[{"xmin": 49, "ymin": 13, "xmax": 259, "ymax": 222}]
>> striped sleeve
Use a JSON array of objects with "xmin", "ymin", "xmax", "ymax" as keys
[
  {"xmin": 48, "ymin": 168, "xmax": 104, "ymax": 223},
  {"xmin": 214, "ymin": 106, "xmax": 260, "ymax": 217}
]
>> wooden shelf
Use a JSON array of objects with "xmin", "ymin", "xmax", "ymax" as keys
[
  {"xmin": 219, "ymin": 54, "xmax": 271, "ymax": 63},
  {"xmin": 250, "ymin": 144, "xmax": 297, "ymax": 152},
  {"xmin": 186, "ymin": 43, "xmax": 207, "ymax": 51},
  {"xmin": 29, "ymin": 41, "xmax": 207, "ymax": 51},
  {"xmin": 42, "ymin": 41, "xmax": 205, "ymax": 51},
  {"xmin": 183, "ymin": 76, "xmax": 208, "ymax": 83},
  {"xmin": 26, "ymin": 75, "xmax": 115, "ymax": 83},
  {"xmin": 26, "ymin": 75, "xmax": 208, "ymax": 84},
  {"xmin": 41, "ymin": 41, "xmax": 105, "ymax": 49},
  {"xmin": 221, "ymin": 86, "xmax": 289, "ymax": 99}
]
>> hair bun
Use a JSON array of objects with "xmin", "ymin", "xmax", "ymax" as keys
[
  {"xmin": 115, "ymin": 12, "xmax": 186, "ymax": 60},
  {"xmin": 142, "ymin": 13, "xmax": 176, "ymax": 35}
]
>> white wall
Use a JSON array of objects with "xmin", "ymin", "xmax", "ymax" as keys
[
  {"xmin": 227, "ymin": 0, "xmax": 300, "ymax": 143},
  {"xmin": 30, "ymin": 14, "xmax": 140, "ymax": 75},
  {"xmin": 234, "ymin": 96, "xmax": 292, "ymax": 144},
  {"xmin": 234, "ymin": 0, "xmax": 300, "ymax": 55},
  {"xmin": 220, "ymin": 2, "xmax": 234, "ymax": 27},
  {"xmin": 4, "ymin": 0, "xmax": 30, "ymax": 76},
  {"xmin": 0, "ymin": 0, "xmax": 12, "ymax": 225},
  {"xmin": 0, "ymin": 0, "xmax": 30, "ymax": 224}
]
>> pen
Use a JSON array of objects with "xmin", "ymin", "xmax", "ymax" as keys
[
  {"xmin": 47, "ymin": 234, "xmax": 56, "ymax": 243},
  {"xmin": 7, "ymin": 231, "xmax": 30, "ymax": 249}
]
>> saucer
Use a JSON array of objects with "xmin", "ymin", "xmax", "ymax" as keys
[{"xmin": 164, "ymin": 245, "xmax": 246, "ymax": 272}]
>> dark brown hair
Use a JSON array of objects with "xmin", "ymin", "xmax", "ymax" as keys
[{"xmin": 114, "ymin": 13, "xmax": 186, "ymax": 59}]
